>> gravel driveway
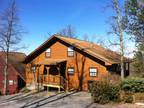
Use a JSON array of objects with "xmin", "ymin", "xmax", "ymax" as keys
[{"xmin": 0, "ymin": 91, "xmax": 143, "ymax": 108}]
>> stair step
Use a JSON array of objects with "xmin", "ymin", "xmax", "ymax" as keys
[{"xmin": 43, "ymin": 84, "xmax": 64, "ymax": 89}]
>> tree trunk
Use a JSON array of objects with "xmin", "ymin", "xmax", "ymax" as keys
[
  {"xmin": 3, "ymin": 51, "xmax": 8, "ymax": 95},
  {"xmin": 37, "ymin": 66, "xmax": 40, "ymax": 92},
  {"xmin": 120, "ymin": 35, "xmax": 124, "ymax": 80},
  {"xmin": 114, "ymin": 0, "xmax": 125, "ymax": 80}
]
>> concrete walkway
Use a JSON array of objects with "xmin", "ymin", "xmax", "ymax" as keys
[{"xmin": 0, "ymin": 91, "xmax": 143, "ymax": 108}]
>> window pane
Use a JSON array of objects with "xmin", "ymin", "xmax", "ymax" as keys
[
  {"xmin": 90, "ymin": 68, "xmax": 97, "ymax": 72},
  {"xmin": 68, "ymin": 67, "xmax": 74, "ymax": 74},
  {"xmin": 2, "ymin": 80, "xmax": 4, "ymax": 84},
  {"xmin": 90, "ymin": 73, "xmax": 92, "ymax": 76},
  {"xmin": 46, "ymin": 48, "xmax": 50, "ymax": 52},
  {"xmin": 68, "ymin": 52, "xmax": 74, "ymax": 56},
  {"xmin": 68, "ymin": 69, "xmax": 71, "ymax": 71},
  {"xmin": 45, "ymin": 48, "xmax": 51, "ymax": 57},
  {"xmin": 93, "ymin": 73, "xmax": 96, "ymax": 76},
  {"xmin": 68, "ymin": 71, "xmax": 74, "ymax": 74},
  {"xmin": 46, "ymin": 52, "xmax": 50, "ymax": 57},
  {"xmin": 9, "ymin": 80, "xmax": 14, "ymax": 85},
  {"xmin": 31, "ymin": 66, "xmax": 36, "ymax": 72},
  {"xmin": 89, "ymin": 68, "xmax": 97, "ymax": 76},
  {"xmin": 126, "ymin": 63, "xmax": 129, "ymax": 70},
  {"xmin": 68, "ymin": 47, "xmax": 74, "ymax": 57},
  {"xmin": 68, "ymin": 47, "xmax": 73, "ymax": 51}
]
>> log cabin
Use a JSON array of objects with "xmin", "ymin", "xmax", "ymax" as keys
[
  {"xmin": 24, "ymin": 35, "xmax": 130, "ymax": 91},
  {"xmin": 0, "ymin": 52, "xmax": 26, "ymax": 94}
]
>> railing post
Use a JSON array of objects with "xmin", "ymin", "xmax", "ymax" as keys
[
  {"xmin": 37, "ymin": 65, "xmax": 40, "ymax": 92},
  {"xmin": 46, "ymin": 67, "xmax": 49, "ymax": 84},
  {"xmin": 66, "ymin": 79, "xmax": 68, "ymax": 92}
]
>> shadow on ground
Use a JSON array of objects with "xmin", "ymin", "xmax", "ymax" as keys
[
  {"xmin": 6, "ymin": 92, "xmax": 38, "ymax": 101},
  {"xmin": 20, "ymin": 91, "xmax": 78, "ymax": 108}
]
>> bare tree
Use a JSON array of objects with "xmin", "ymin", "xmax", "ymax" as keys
[
  {"xmin": 74, "ymin": 35, "xmax": 90, "ymax": 91},
  {"xmin": 108, "ymin": 0, "xmax": 125, "ymax": 80},
  {"xmin": 57, "ymin": 24, "xmax": 77, "ymax": 38},
  {"xmin": 0, "ymin": 0, "xmax": 24, "ymax": 95},
  {"xmin": 75, "ymin": 52, "xmax": 86, "ymax": 91}
]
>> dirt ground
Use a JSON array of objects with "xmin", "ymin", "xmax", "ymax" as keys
[{"xmin": 0, "ymin": 91, "xmax": 143, "ymax": 108}]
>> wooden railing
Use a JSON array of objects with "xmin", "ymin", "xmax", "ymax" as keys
[
  {"xmin": 60, "ymin": 76, "xmax": 67, "ymax": 89},
  {"xmin": 39, "ymin": 74, "xmax": 67, "ymax": 89}
]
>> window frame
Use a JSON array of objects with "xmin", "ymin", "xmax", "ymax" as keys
[
  {"xmin": 125, "ymin": 62, "xmax": 129, "ymax": 71},
  {"xmin": 89, "ymin": 67, "xmax": 98, "ymax": 77},
  {"xmin": 68, "ymin": 67, "xmax": 75, "ymax": 75},
  {"xmin": 31, "ymin": 66, "xmax": 36, "ymax": 73},
  {"xmin": 9, "ymin": 80, "xmax": 14, "ymax": 85},
  {"xmin": 45, "ymin": 48, "xmax": 51, "ymax": 57},
  {"xmin": 67, "ymin": 47, "xmax": 74, "ymax": 57}
]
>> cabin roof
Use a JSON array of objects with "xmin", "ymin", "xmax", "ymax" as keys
[
  {"xmin": 24, "ymin": 35, "xmax": 130, "ymax": 65},
  {"xmin": 0, "ymin": 52, "xmax": 26, "ymax": 81}
]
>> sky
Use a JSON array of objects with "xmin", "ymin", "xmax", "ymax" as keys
[{"xmin": 0, "ymin": 0, "xmax": 135, "ymax": 57}]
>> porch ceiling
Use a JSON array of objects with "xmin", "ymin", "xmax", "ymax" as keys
[{"xmin": 35, "ymin": 59, "xmax": 66, "ymax": 65}]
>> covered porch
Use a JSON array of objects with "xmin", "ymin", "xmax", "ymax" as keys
[{"xmin": 36, "ymin": 59, "xmax": 67, "ymax": 92}]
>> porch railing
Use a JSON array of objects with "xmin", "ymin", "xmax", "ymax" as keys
[{"xmin": 39, "ymin": 74, "xmax": 67, "ymax": 89}]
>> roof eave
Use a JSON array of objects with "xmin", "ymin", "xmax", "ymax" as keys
[{"xmin": 24, "ymin": 35, "xmax": 119, "ymax": 65}]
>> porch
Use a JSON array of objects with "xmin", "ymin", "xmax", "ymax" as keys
[{"xmin": 36, "ymin": 59, "xmax": 67, "ymax": 92}]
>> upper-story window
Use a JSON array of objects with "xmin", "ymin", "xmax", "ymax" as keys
[
  {"xmin": 89, "ymin": 67, "xmax": 97, "ymax": 77},
  {"xmin": 45, "ymin": 48, "xmax": 51, "ymax": 57},
  {"xmin": 68, "ymin": 47, "xmax": 74, "ymax": 57}
]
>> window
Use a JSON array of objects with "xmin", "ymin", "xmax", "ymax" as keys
[
  {"xmin": 2, "ymin": 80, "xmax": 5, "ymax": 84},
  {"xmin": 31, "ymin": 66, "xmax": 36, "ymax": 72},
  {"xmin": 126, "ymin": 63, "xmax": 129, "ymax": 71},
  {"xmin": 68, "ymin": 47, "xmax": 74, "ymax": 57},
  {"xmin": 89, "ymin": 67, "xmax": 97, "ymax": 76},
  {"xmin": 68, "ymin": 67, "xmax": 74, "ymax": 75},
  {"xmin": 45, "ymin": 48, "xmax": 51, "ymax": 57},
  {"xmin": 9, "ymin": 80, "xmax": 14, "ymax": 85},
  {"xmin": 116, "ymin": 64, "xmax": 121, "ymax": 71}
]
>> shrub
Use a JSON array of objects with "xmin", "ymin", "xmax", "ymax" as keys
[
  {"xmin": 91, "ymin": 80, "xmax": 120, "ymax": 104},
  {"xmin": 134, "ymin": 93, "xmax": 144, "ymax": 102},
  {"xmin": 124, "ymin": 95, "xmax": 133, "ymax": 103},
  {"xmin": 121, "ymin": 77, "xmax": 144, "ymax": 93},
  {"xmin": 121, "ymin": 91, "xmax": 134, "ymax": 103},
  {"xmin": 107, "ymin": 73, "xmax": 121, "ymax": 85}
]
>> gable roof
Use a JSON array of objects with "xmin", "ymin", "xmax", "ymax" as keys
[
  {"xmin": 24, "ymin": 35, "xmax": 129, "ymax": 65},
  {"xmin": 0, "ymin": 52, "xmax": 26, "ymax": 81}
]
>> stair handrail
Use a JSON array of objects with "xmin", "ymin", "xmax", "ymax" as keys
[
  {"xmin": 38, "ymin": 74, "xmax": 68, "ymax": 90},
  {"xmin": 60, "ymin": 76, "xmax": 68, "ymax": 89}
]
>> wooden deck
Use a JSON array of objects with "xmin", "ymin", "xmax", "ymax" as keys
[{"xmin": 39, "ymin": 74, "xmax": 67, "ymax": 91}]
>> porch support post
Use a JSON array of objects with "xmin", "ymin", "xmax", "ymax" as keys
[
  {"xmin": 58, "ymin": 87, "xmax": 60, "ymax": 93},
  {"xmin": 47, "ymin": 86, "xmax": 49, "ymax": 92},
  {"xmin": 46, "ymin": 66, "xmax": 49, "ymax": 84},
  {"xmin": 66, "ymin": 67, "xmax": 69, "ymax": 92},
  {"xmin": 46, "ymin": 66, "xmax": 49, "ymax": 93},
  {"xmin": 58, "ymin": 64, "xmax": 61, "ymax": 93},
  {"xmin": 37, "ymin": 64, "xmax": 41, "ymax": 92},
  {"xmin": 66, "ymin": 79, "xmax": 68, "ymax": 92}
]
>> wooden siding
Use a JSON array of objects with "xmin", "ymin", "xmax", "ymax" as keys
[
  {"xmin": 0, "ymin": 64, "xmax": 18, "ymax": 94},
  {"xmin": 26, "ymin": 41, "xmax": 108, "ymax": 91}
]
